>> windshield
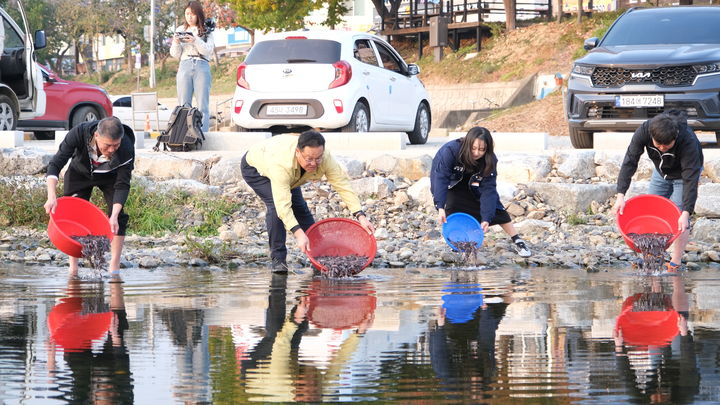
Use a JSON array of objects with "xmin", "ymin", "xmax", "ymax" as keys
[
  {"xmin": 245, "ymin": 39, "xmax": 341, "ymax": 65},
  {"xmin": 602, "ymin": 8, "xmax": 720, "ymax": 45}
]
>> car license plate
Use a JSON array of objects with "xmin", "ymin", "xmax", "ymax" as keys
[
  {"xmin": 266, "ymin": 105, "xmax": 307, "ymax": 115},
  {"xmin": 615, "ymin": 95, "xmax": 664, "ymax": 108}
]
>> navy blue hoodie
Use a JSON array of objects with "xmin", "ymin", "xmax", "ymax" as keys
[{"xmin": 430, "ymin": 138, "xmax": 504, "ymax": 224}]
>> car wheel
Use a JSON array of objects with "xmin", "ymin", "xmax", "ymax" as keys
[
  {"xmin": 71, "ymin": 106, "xmax": 100, "ymax": 128},
  {"xmin": 569, "ymin": 126, "xmax": 593, "ymax": 149},
  {"xmin": 341, "ymin": 102, "xmax": 370, "ymax": 133},
  {"xmin": 34, "ymin": 131, "xmax": 55, "ymax": 140},
  {"xmin": 0, "ymin": 95, "xmax": 18, "ymax": 130},
  {"xmin": 407, "ymin": 103, "xmax": 430, "ymax": 145}
]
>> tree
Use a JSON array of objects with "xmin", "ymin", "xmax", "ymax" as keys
[
  {"xmin": 369, "ymin": 0, "xmax": 401, "ymax": 28},
  {"xmin": 108, "ymin": 0, "xmax": 150, "ymax": 74},
  {"xmin": 221, "ymin": 0, "xmax": 347, "ymax": 32}
]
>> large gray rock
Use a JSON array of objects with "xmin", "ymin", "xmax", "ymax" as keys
[
  {"xmin": 695, "ymin": 184, "xmax": 720, "ymax": 218},
  {"xmin": 335, "ymin": 157, "xmax": 365, "ymax": 178},
  {"xmin": 555, "ymin": 151, "xmax": 595, "ymax": 179},
  {"xmin": 692, "ymin": 217, "xmax": 720, "ymax": 243},
  {"xmin": 153, "ymin": 179, "xmax": 222, "ymax": 195},
  {"xmin": 497, "ymin": 154, "xmax": 552, "ymax": 183},
  {"xmin": 350, "ymin": 176, "xmax": 396, "ymax": 199},
  {"xmin": 513, "ymin": 219, "xmax": 555, "ymax": 234},
  {"xmin": 704, "ymin": 159, "xmax": 720, "ymax": 182},
  {"xmin": 595, "ymin": 151, "xmax": 654, "ymax": 180},
  {"xmin": 367, "ymin": 154, "xmax": 432, "ymax": 180},
  {"xmin": 208, "ymin": 157, "xmax": 244, "ymax": 186},
  {"xmin": 528, "ymin": 182, "xmax": 616, "ymax": 213},
  {"xmin": 0, "ymin": 148, "xmax": 53, "ymax": 175},
  {"xmin": 407, "ymin": 177, "xmax": 433, "ymax": 207},
  {"xmin": 135, "ymin": 153, "xmax": 206, "ymax": 181},
  {"xmin": 497, "ymin": 181, "xmax": 517, "ymax": 204}
]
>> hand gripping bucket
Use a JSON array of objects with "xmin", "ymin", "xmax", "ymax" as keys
[
  {"xmin": 305, "ymin": 218, "xmax": 377, "ymax": 275},
  {"xmin": 47, "ymin": 196, "xmax": 114, "ymax": 258},
  {"xmin": 442, "ymin": 212, "xmax": 485, "ymax": 251},
  {"xmin": 616, "ymin": 194, "xmax": 682, "ymax": 253}
]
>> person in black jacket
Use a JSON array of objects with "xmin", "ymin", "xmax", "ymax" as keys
[
  {"xmin": 430, "ymin": 126, "xmax": 531, "ymax": 257},
  {"xmin": 612, "ymin": 111, "xmax": 704, "ymax": 271},
  {"xmin": 44, "ymin": 117, "xmax": 135, "ymax": 276}
]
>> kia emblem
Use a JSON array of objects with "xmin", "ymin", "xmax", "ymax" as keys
[
  {"xmin": 631, "ymin": 71, "xmax": 651, "ymax": 79},
  {"xmin": 283, "ymin": 68, "xmax": 292, "ymax": 75}
]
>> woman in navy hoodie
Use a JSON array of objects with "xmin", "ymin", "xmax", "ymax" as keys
[{"xmin": 431, "ymin": 127, "xmax": 531, "ymax": 257}]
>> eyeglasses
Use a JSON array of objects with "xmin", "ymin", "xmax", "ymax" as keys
[{"xmin": 299, "ymin": 153, "xmax": 323, "ymax": 165}]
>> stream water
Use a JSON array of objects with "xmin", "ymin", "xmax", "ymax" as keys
[{"xmin": 2, "ymin": 264, "xmax": 720, "ymax": 404}]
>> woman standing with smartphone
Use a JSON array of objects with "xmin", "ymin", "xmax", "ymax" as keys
[{"xmin": 170, "ymin": 1, "xmax": 214, "ymax": 132}]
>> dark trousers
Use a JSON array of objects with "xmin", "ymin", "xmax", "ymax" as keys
[
  {"xmin": 63, "ymin": 167, "xmax": 129, "ymax": 236},
  {"xmin": 241, "ymin": 155, "xmax": 315, "ymax": 263}
]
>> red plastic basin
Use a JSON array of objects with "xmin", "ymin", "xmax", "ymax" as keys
[
  {"xmin": 305, "ymin": 217, "xmax": 377, "ymax": 275},
  {"xmin": 48, "ymin": 297, "xmax": 112, "ymax": 351},
  {"xmin": 615, "ymin": 293, "xmax": 680, "ymax": 347},
  {"xmin": 306, "ymin": 278, "xmax": 377, "ymax": 330},
  {"xmin": 47, "ymin": 196, "xmax": 113, "ymax": 258},
  {"xmin": 616, "ymin": 194, "xmax": 681, "ymax": 253}
]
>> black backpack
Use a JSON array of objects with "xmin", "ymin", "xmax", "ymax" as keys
[{"xmin": 153, "ymin": 106, "xmax": 205, "ymax": 152}]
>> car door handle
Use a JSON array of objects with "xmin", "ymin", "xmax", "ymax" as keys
[
  {"xmin": 362, "ymin": 71, "xmax": 370, "ymax": 76},
  {"xmin": 390, "ymin": 77, "xmax": 397, "ymax": 82}
]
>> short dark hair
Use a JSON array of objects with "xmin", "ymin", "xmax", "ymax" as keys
[
  {"xmin": 297, "ymin": 130, "xmax": 325, "ymax": 150},
  {"xmin": 648, "ymin": 114, "xmax": 678, "ymax": 145},
  {"xmin": 96, "ymin": 116, "xmax": 125, "ymax": 141}
]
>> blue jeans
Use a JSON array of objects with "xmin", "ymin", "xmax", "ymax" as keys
[
  {"xmin": 177, "ymin": 58, "xmax": 211, "ymax": 132},
  {"xmin": 647, "ymin": 168, "xmax": 683, "ymax": 208}
]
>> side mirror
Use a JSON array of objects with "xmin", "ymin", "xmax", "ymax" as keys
[
  {"xmin": 34, "ymin": 30, "xmax": 47, "ymax": 50},
  {"xmin": 583, "ymin": 37, "xmax": 598, "ymax": 51},
  {"xmin": 407, "ymin": 63, "xmax": 420, "ymax": 76}
]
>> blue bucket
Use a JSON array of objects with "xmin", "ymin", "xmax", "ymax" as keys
[{"xmin": 442, "ymin": 212, "xmax": 485, "ymax": 251}]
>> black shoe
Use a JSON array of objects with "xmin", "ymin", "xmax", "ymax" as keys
[{"xmin": 271, "ymin": 260, "xmax": 289, "ymax": 274}]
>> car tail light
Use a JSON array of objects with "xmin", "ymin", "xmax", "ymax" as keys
[
  {"xmin": 329, "ymin": 61, "xmax": 352, "ymax": 89},
  {"xmin": 236, "ymin": 63, "xmax": 250, "ymax": 89},
  {"xmin": 333, "ymin": 99, "xmax": 343, "ymax": 113},
  {"xmin": 234, "ymin": 100, "xmax": 244, "ymax": 114}
]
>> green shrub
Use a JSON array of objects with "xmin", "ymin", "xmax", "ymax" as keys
[{"xmin": 0, "ymin": 180, "xmax": 242, "ymax": 237}]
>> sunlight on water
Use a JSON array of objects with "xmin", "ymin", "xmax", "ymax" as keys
[{"xmin": 1, "ymin": 263, "xmax": 720, "ymax": 403}]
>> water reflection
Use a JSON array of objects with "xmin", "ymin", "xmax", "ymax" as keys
[
  {"xmin": 235, "ymin": 276, "xmax": 377, "ymax": 402},
  {"xmin": 613, "ymin": 275, "xmax": 699, "ymax": 404},
  {"xmin": 3, "ymin": 266, "xmax": 720, "ymax": 403},
  {"xmin": 429, "ymin": 274, "xmax": 510, "ymax": 398},
  {"xmin": 47, "ymin": 277, "xmax": 133, "ymax": 403}
]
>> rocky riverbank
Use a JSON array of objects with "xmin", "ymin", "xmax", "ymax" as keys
[{"xmin": 2, "ymin": 146, "xmax": 720, "ymax": 272}]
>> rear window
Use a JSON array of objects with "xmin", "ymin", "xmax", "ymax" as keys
[
  {"xmin": 602, "ymin": 9, "xmax": 720, "ymax": 45},
  {"xmin": 245, "ymin": 39, "xmax": 341, "ymax": 64}
]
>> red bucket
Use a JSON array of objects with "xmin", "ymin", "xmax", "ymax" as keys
[
  {"xmin": 617, "ymin": 194, "xmax": 681, "ymax": 253},
  {"xmin": 305, "ymin": 217, "xmax": 377, "ymax": 275},
  {"xmin": 47, "ymin": 196, "xmax": 114, "ymax": 258},
  {"xmin": 306, "ymin": 279, "xmax": 377, "ymax": 330}
]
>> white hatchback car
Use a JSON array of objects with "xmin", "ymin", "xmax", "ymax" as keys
[{"xmin": 231, "ymin": 30, "xmax": 431, "ymax": 144}]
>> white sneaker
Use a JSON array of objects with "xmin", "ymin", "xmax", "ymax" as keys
[{"xmin": 514, "ymin": 239, "xmax": 532, "ymax": 257}]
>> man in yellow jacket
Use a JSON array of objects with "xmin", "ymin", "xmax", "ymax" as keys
[{"xmin": 241, "ymin": 130, "xmax": 375, "ymax": 273}]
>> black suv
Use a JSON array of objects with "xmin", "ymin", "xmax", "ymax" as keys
[{"xmin": 565, "ymin": 6, "xmax": 720, "ymax": 148}]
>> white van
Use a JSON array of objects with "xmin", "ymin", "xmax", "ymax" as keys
[{"xmin": 0, "ymin": 0, "xmax": 46, "ymax": 130}]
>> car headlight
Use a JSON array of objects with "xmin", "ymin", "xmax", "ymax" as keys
[
  {"xmin": 693, "ymin": 62, "xmax": 720, "ymax": 74},
  {"xmin": 572, "ymin": 64, "xmax": 594, "ymax": 76}
]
